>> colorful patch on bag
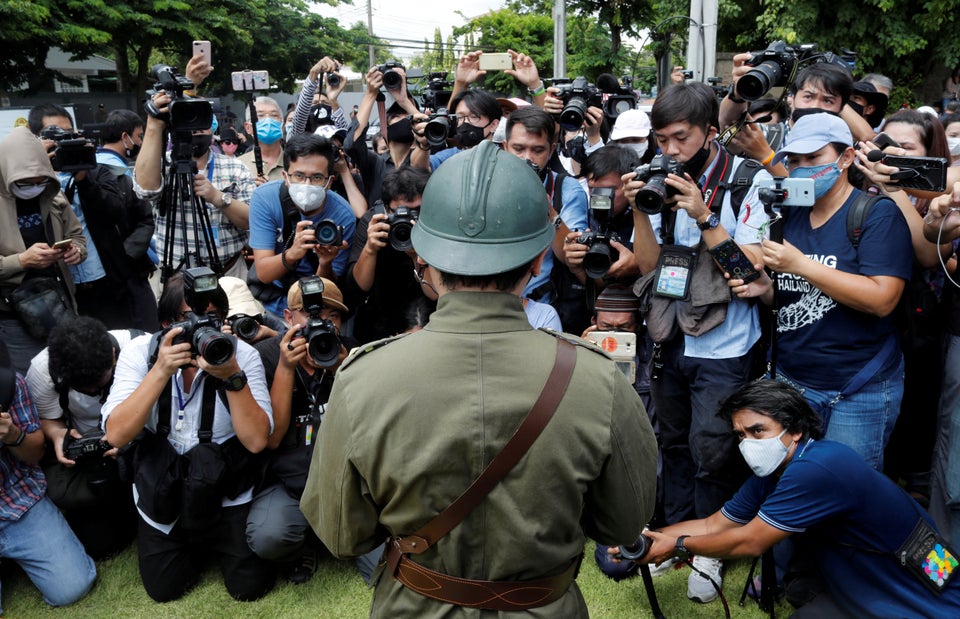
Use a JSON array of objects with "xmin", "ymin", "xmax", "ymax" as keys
[{"xmin": 923, "ymin": 544, "xmax": 958, "ymax": 587}]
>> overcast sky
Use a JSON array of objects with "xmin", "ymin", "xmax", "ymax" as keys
[{"xmin": 312, "ymin": 0, "xmax": 511, "ymax": 63}]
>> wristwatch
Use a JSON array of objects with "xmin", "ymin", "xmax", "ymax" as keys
[
  {"xmin": 220, "ymin": 192, "xmax": 233, "ymax": 209},
  {"xmin": 697, "ymin": 212, "xmax": 720, "ymax": 231},
  {"xmin": 675, "ymin": 535, "xmax": 692, "ymax": 562},
  {"xmin": 223, "ymin": 371, "xmax": 248, "ymax": 392}
]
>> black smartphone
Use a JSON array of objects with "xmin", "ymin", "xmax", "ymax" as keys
[
  {"xmin": 882, "ymin": 155, "xmax": 949, "ymax": 192},
  {"xmin": 871, "ymin": 132, "xmax": 900, "ymax": 151},
  {"xmin": 709, "ymin": 238, "xmax": 761, "ymax": 284}
]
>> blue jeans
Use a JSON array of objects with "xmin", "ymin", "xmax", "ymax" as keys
[
  {"xmin": 0, "ymin": 496, "xmax": 96, "ymax": 613},
  {"xmin": 776, "ymin": 356, "xmax": 904, "ymax": 471}
]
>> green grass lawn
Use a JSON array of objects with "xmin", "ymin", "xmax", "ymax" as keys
[{"xmin": 2, "ymin": 542, "xmax": 793, "ymax": 618}]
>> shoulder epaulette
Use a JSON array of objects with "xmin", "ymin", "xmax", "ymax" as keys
[
  {"xmin": 339, "ymin": 333, "xmax": 409, "ymax": 371},
  {"xmin": 538, "ymin": 328, "xmax": 612, "ymax": 359}
]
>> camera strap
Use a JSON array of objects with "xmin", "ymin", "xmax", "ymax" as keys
[{"xmin": 384, "ymin": 338, "xmax": 580, "ymax": 610}]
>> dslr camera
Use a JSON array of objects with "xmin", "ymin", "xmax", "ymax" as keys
[
  {"xmin": 161, "ymin": 267, "xmax": 235, "ymax": 366},
  {"xmin": 377, "ymin": 60, "xmax": 405, "ymax": 91},
  {"xmin": 632, "ymin": 155, "xmax": 686, "ymax": 214},
  {"xmin": 576, "ymin": 187, "xmax": 620, "ymax": 279},
  {"xmin": 313, "ymin": 219, "xmax": 345, "ymax": 247},
  {"xmin": 553, "ymin": 76, "xmax": 602, "ymax": 131},
  {"xmin": 63, "ymin": 429, "xmax": 110, "ymax": 463},
  {"xmin": 297, "ymin": 276, "xmax": 342, "ymax": 367},
  {"xmin": 226, "ymin": 313, "xmax": 263, "ymax": 342},
  {"xmin": 423, "ymin": 109, "xmax": 455, "ymax": 148},
  {"xmin": 737, "ymin": 41, "xmax": 805, "ymax": 101},
  {"xmin": 40, "ymin": 126, "xmax": 97, "ymax": 173},
  {"xmin": 375, "ymin": 202, "xmax": 419, "ymax": 251}
]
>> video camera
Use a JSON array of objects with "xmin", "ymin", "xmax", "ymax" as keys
[
  {"xmin": 553, "ymin": 76, "xmax": 603, "ymax": 131},
  {"xmin": 147, "ymin": 64, "xmax": 213, "ymax": 133},
  {"xmin": 632, "ymin": 155, "xmax": 686, "ymax": 215},
  {"xmin": 297, "ymin": 276, "xmax": 342, "ymax": 367},
  {"xmin": 420, "ymin": 72, "xmax": 453, "ymax": 112},
  {"xmin": 737, "ymin": 41, "xmax": 857, "ymax": 101},
  {"xmin": 39, "ymin": 126, "xmax": 97, "ymax": 173},
  {"xmin": 377, "ymin": 60, "xmax": 405, "ymax": 91},
  {"xmin": 161, "ymin": 267, "xmax": 234, "ymax": 366},
  {"xmin": 596, "ymin": 74, "xmax": 639, "ymax": 122},
  {"xmin": 577, "ymin": 187, "xmax": 620, "ymax": 279}
]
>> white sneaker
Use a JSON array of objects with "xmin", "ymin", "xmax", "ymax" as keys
[
  {"xmin": 687, "ymin": 556, "xmax": 723, "ymax": 603},
  {"xmin": 648, "ymin": 556, "xmax": 679, "ymax": 577}
]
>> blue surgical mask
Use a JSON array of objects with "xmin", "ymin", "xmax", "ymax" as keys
[
  {"xmin": 257, "ymin": 118, "xmax": 284, "ymax": 145},
  {"xmin": 789, "ymin": 157, "xmax": 842, "ymax": 199}
]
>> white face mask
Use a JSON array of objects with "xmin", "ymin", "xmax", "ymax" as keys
[
  {"xmin": 10, "ymin": 183, "xmax": 47, "ymax": 200},
  {"xmin": 948, "ymin": 136, "xmax": 960, "ymax": 157},
  {"xmin": 739, "ymin": 429, "xmax": 790, "ymax": 477},
  {"xmin": 288, "ymin": 183, "xmax": 326, "ymax": 213},
  {"xmin": 623, "ymin": 142, "xmax": 648, "ymax": 156}
]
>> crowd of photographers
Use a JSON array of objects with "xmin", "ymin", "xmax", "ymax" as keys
[{"xmin": 0, "ymin": 36, "xmax": 959, "ymax": 617}]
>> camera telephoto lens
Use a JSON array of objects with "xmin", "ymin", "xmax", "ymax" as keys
[
  {"xmin": 306, "ymin": 329, "xmax": 340, "ymax": 367},
  {"xmin": 382, "ymin": 70, "xmax": 402, "ymax": 91},
  {"xmin": 737, "ymin": 61, "xmax": 782, "ymax": 101},
  {"xmin": 232, "ymin": 315, "xmax": 260, "ymax": 342},
  {"xmin": 582, "ymin": 242, "xmax": 614, "ymax": 280},
  {"xmin": 389, "ymin": 222, "xmax": 414, "ymax": 251},
  {"xmin": 424, "ymin": 116, "xmax": 452, "ymax": 147},
  {"xmin": 558, "ymin": 98, "xmax": 588, "ymax": 132},
  {"xmin": 615, "ymin": 534, "xmax": 652, "ymax": 561},
  {"xmin": 193, "ymin": 327, "xmax": 235, "ymax": 366},
  {"xmin": 634, "ymin": 177, "xmax": 669, "ymax": 215},
  {"xmin": 314, "ymin": 220, "xmax": 343, "ymax": 246}
]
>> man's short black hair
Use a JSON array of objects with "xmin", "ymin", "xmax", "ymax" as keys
[
  {"xmin": 792, "ymin": 63, "xmax": 853, "ymax": 106},
  {"xmin": 283, "ymin": 133, "xmax": 335, "ymax": 172},
  {"xmin": 28, "ymin": 103, "xmax": 72, "ymax": 135},
  {"xmin": 449, "ymin": 89, "xmax": 501, "ymax": 125},
  {"xmin": 505, "ymin": 106, "xmax": 556, "ymax": 145},
  {"xmin": 719, "ymin": 379, "xmax": 825, "ymax": 440},
  {"xmin": 650, "ymin": 82, "xmax": 719, "ymax": 133},
  {"xmin": 583, "ymin": 143, "xmax": 641, "ymax": 180},
  {"xmin": 437, "ymin": 259, "xmax": 535, "ymax": 293},
  {"xmin": 47, "ymin": 317, "xmax": 114, "ymax": 391},
  {"xmin": 157, "ymin": 273, "xmax": 229, "ymax": 325},
  {"xmin": 381, "ymin": 165, "xmax": 429, "ymax": 206},
  {"xmin": 101, "ymin": 110, "xmax": 145, "ymax": 144}
]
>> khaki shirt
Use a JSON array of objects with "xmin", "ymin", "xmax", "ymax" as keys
[
  {"xmin": 239, "ymin": 149, "xmax": 284, "ymax": 182},
  {"xmin": 302, "ymin": 291, "xmax": 658, "ymax": 618}
]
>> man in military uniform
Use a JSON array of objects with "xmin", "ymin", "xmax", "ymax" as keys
[{"xmin": 301, "ymin": 141, "xmax": 658, "ymax": 616}]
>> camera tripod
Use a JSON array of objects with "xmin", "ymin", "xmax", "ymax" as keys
[{"xmin": 158, "ymin": 139, "xmax": 223, "ymax": 280}]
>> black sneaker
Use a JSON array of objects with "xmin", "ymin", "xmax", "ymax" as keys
[{"xmin": 284, "ymin": 549, "xmax": 318, "ymax": 585}]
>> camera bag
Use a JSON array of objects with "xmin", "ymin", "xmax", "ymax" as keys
[{"xmin": 5, "ymin": 276, "xmax": 76, "ymax": 341}]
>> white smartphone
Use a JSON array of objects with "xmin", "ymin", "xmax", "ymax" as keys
[
  {"xmin": 584, "ymin": 331, "xmax": 637, "ymax": 383},
  {"xmin": 479, "ymin": 53, "xmax": 512, "ymax": 71},
  {"xmin": 192, "ymin": 40, "xmax": 212, "ymax": 66},
  {"xmin": 231, "ymin": 70, "xmax": 270, "ymax": 92},
  {"xmin": 754, "ymin": 177, "xmax": 816, "ymax": 207}
]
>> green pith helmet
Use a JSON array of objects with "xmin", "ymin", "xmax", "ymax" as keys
[{"xmin": 411, "ymin": 141, "xmax": 553, "ymax": 276}]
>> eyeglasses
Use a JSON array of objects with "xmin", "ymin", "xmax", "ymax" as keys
[
  {"xmin": 455, "ymin": 113, "xmax": 485, "ymax": 126},
  {"xmin": 288, "ymin": 171, "xmax": 329, "ymax": 184},
  {"xmin": 221, "ymin": 140, "xmax": 237, "ymax": 146}
]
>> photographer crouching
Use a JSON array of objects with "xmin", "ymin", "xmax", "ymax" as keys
[
  {"xmin": 102, "ymin": 268, "xmax": 275, "ymax": 602},
  {"xmin": 26, "ymin": 317, "xmax": 141, "ymax": 559}
]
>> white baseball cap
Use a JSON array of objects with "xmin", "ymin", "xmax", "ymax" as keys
[{"xmin": 610, "ymin": 109, "xmax": 651, "ymax": 141}]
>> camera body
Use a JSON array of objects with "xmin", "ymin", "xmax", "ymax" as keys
[
  {"xmin": 377, "ymin": 61, "xmax": 405, "ymax": 91},
  {"xmin": 313, "ymin": 219, "xmax": 345, "ymax": 247},
  {"xmin": 227, "ymin": 313, "xmax": 262, "ymax": 342},
  {"xmin": 423, "ymin": 109, "xmax": 455, "ymax": 147},
  {"xmin": 297, "ymin": 276, "xmax": 342, "ymax": 367},
  {"xmin": 164, "ymin": 267, "xmax": 235, "ymax": 366},
  {"xmin": 63, "ymin": 429, "xmax": 110, "ymax": 463},
  {"xmin": 553, "ymin": 77, "xmax": 603, "ymax": 131},
  {"xmin": 632, "ymin": 155, "xmax": 686, "ymax": 214},
  {"xmin": 40, "ymin": 126, "xmax": 97, "ymax": 173},
  {"xmin": 576, "ymin": 229, "xmax": 621, "ymax": 279},
  {"xmin": 387, "ymin": 206, "xmax": 418, "ymax": 251}
]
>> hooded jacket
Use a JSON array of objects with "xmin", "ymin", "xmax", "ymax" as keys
[{"xmin": 0, "ymin": 126, "xmax": 86, "ymax": 312}]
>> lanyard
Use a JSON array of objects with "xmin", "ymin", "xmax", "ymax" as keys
[
  {"xmin": 173, "ymin": 372, "xmax": 201, "ymax": 431},
  {"xmin": 206, "ymin": 154, "xmax": 215, "ymax": 182}
]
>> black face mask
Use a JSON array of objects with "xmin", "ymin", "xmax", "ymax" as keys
[
  {"xmin": 790, "ymin": 106, "xmax": 839, "ymax": 124},
  {"xmin": 191, "ymin": 134, "xmax": 213, "ymax": 159},
  {"xmin": 387, "ymin": 117, "xmax": 414, "ymax": 144},
  {"xmin": 562, "ymin": 136, "xmax": 587, "ymax": 164},
  {"xmin": 123, "ymin": 135, "xmax": 141, "ymax": 160},
  {"xmin": 526, "ymin": 159, "xmax": 549, "ymax": 181},
  {"xmin": 846, "ymin": 100, "xmax": 864, "ymax": 117},
  {"xmin": 456, "ymin": 122, "xmax": 486, "ymax": 148},
  {"xmin": 683, "ymin": 135, "xmax": 712, "ymax": 178}
]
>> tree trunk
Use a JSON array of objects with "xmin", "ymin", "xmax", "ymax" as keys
[{"xmin": 113, "ymin": 43, "xmax": 130, "ymax": 92}]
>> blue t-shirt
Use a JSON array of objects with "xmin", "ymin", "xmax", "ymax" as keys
[
  {"xmin": 429, "ymin": 146, "xmax": 461, "ymax": 170},
  {"xmin": 722, "ymin": 440, "xmax": 960, "ymax": 618},
  {"xmin": 248, "ymin": 180, "xmax": 356, "ymax": 314},
  {"xmin": 777, "ymin": 190, "xmax": 912, "ymax": 389}
]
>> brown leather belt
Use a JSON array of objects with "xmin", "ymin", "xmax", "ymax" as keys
[{"xmin": 384, "ymin": 539, "xmax": 582, "ymax": 610}]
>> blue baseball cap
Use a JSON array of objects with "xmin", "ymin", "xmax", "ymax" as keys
[{"xmin": 773, "ymin": 113, "xmax": 852, "ymax": 164}]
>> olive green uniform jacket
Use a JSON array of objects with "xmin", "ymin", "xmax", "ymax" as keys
[{"xmin": 302, "ymin": 291, "xmax": 658, "ymax": 618}]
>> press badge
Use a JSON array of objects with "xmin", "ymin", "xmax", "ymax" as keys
[{"xmin": 653, "ymin": 245, "xmax": 698, "ymax": 299}]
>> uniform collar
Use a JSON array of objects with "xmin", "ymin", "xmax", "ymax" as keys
[{"xmin": 425, "ymin": 291, "xmax": 532, "ymax": 334}]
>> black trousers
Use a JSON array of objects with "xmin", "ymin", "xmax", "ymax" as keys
[{"xmin": 137, "ymin": 502, "xmax": 275, "ymax": 602}]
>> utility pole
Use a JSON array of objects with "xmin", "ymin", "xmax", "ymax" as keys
[
  {"xmin": 553, "ymin": 0, "xmax": 566, "ymax": 77},
  {"xmin": 686, "ymin": 0, "xmax": 717, "ymax": 81},
  {"xmin": 367, "ymin": 0, "xmax": 375, "ymax": 68}
]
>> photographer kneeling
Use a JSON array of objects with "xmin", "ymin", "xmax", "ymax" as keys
[
  {"xmin": 102, "ymin": 270, "xmax": 274, "ymax": 602},
  {"xmin": 27, "ymin": 317, "xmax": 141, "ymax": 559},
  {"xmin": 614, "ymin": 380, "xmax": 960, "ymax": 617}
]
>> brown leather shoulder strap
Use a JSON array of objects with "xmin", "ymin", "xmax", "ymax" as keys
[{"xmin": 396, "ymin": 338, "xmax": 577, "ymax": 554}]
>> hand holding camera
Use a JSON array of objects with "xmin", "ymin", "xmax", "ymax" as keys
[
  {"xmin": 309, "ymin": 57, "xmax": 340, "ymax": 83},
  {"xmin": 365, "ymin": 211, "xmax": 391, "ymax": 253},
  {"xmin": 279, "ymin": 325, "xmax": 306, "ymax": 369}
]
